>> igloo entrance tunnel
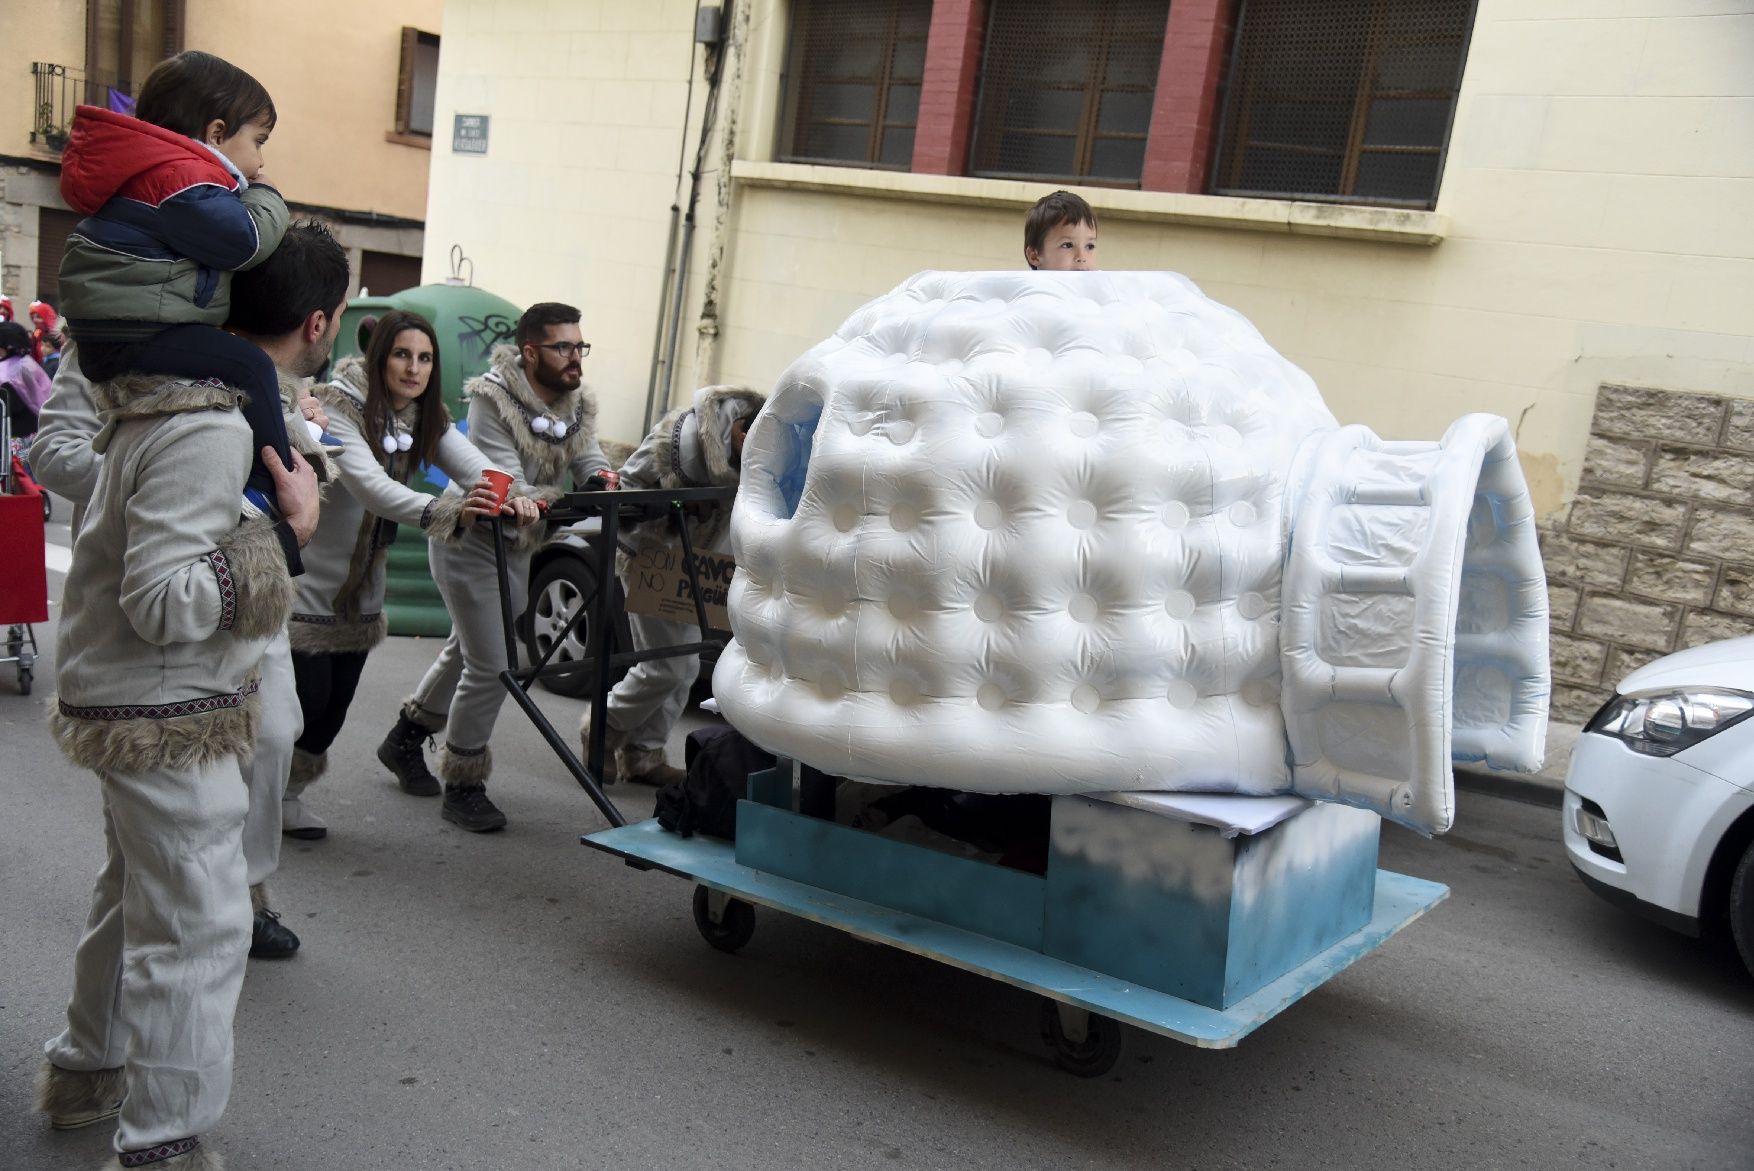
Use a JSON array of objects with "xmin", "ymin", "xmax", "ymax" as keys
[{"xmin": 713, "ymin": 271, "xmax": 1548, "ymax": 834}]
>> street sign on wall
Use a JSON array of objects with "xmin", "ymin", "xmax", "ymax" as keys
[{"xmin": 453, "ymin": 114, "xmax": 490, "ymax": 154}]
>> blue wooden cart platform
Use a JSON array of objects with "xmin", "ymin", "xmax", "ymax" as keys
[{"xmin": 583, "ymin": 810, "xmax": 1448, "ymax": 1057}]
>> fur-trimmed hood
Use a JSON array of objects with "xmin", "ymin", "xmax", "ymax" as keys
[
  {"xmin": 278, "ymin": 366, "xmax": 336, "ymax": 480},
  {"xmin": 90, "ymin": 373, "xmax": 241, "ymax": 453},
  {"xmin": 321, "ymin": 354, "xmax": 436, "ymax": 435},
  {"xmin": 652, "ymin": 384, "xmax": 765, "ymax": 490},
  {"xmin": 464, "ymin": 344, "xmax": 600, "ymax": 488}
]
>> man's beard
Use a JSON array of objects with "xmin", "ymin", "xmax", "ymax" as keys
[{"xmin": 532, "ymin": 358, "xmax": 581, "ymax": 394}]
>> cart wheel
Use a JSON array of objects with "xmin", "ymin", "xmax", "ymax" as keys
[
  {"xmin": 18, "ymin": 666, "xmax": 31, "ymax": 696},
  {"xmin": 692, "ymin": 885, "xmax": 755, "ymax": 953},
  {"xmin": 1038, "ymin": 999, "xmax": 1124, "ymax": 1077}
]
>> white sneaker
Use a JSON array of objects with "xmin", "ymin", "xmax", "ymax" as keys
[{"xmin": 282, "ymin": 795, "xmax": 328, "ymax": 840}]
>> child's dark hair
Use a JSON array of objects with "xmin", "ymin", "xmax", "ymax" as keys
[
  {"xmin": 1024, "ymin": 190, "xmax": 1097, "ymax": 264},
  {"xmin": 227, "ymin": 220, "xmax": 350, "ymax": 338},
  {"xmin": 363, "ymin": 309, "xmax": 447, "ymax": 469},
  {"xmin": 135, "ymin": 51, "xmax": 277, "ymax": 140},
  {"xmin": 516, "ymin": 302, "xmax": 582, "ymax": 347}
]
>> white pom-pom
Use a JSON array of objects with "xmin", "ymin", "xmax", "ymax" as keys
[
  {"xmin": 531, "ymin": 416, "xmax": 552, "ymax": 435},
  {"xmin": 553, "ymin": 420, "xmax": 571, "ymax": 438},
  {"xmin": 397, "ymin": 432, "xmax": 413, "ymax": 452},
  {"xmin": 382, "ymin": 435, "xmax": 398, "ymax": 454},
  {"xmin": 305, "ymin": 419, "xmax": 326, "ymax": 442}
]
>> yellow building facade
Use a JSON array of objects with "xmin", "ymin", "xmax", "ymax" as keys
[
  {"xmin": 0, "ymin": 0, "xmax": 443, "ymax": 306},
  {"xmin": 423, "ymin": 1, "xmax": 1752, "ymax": 506}
]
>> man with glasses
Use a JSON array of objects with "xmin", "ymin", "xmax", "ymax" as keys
[{"xmin": 378, "ymin": 302, "xmax": 611, "ymax": 831}]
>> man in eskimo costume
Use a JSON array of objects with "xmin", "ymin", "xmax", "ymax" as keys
[
  {"xmin": 377, "ymin": 302, "xmax": 610, "ymax": 832},
  {"xmin": 31, "ymin": 322, "xmax": 320, "ymax": 1166},
  {"xmin": 582, "ymin": 384, "xmax": 763, "ymax": 785},
  {"xmin": 28, "ymin": 223, "xmax": 350, "ymax": 963}
]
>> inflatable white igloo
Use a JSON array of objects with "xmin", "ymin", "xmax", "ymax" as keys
[{"xmin": 713, "ymin": 271, "xmax": 1549, "ymax": 834}]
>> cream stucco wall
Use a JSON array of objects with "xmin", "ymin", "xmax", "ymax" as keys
[
  {"xmin": 423, "ymin": 0, "xmax": 710, "ymax": 446},
  {"xmin": 425, "ymin": 0, "xmax": 1754, "ymax": 512}
]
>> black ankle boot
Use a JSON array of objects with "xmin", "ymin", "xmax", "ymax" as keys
[
  {"xmin": 442, "ymin": 785, "xmax": 507, "ymax": 833},
  {"xmin": 250, "ymin": 909, "xmax": 300, "ymax": 959},
  {"xmin": 378, "ymin": 713, "xmax": 441, "ymax": 796}
]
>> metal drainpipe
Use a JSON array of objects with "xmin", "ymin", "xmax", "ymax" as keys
[
  {"xmin": 640, "ymin": 204, "xmax": 681, "ymax": 434},
  {"xmin": 643, "ymin": 0, "xmax": 708, "ymax": 435},
  {"xmin": 658, "ymin": 212, "xmax": 697, "ymax": 430}
]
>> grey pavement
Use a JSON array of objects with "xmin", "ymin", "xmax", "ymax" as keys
[{"xmin": 3, "ymin": 505, "xmax": 1752, "ymax": 1169}]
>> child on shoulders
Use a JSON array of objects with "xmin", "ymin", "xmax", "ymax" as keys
[{"xmin": 56, "ymin": 50, "xmax": 296, "ymax": 513}]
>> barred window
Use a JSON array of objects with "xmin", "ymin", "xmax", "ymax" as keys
[
  {"xmin": 1212, "ymin": 0, "xmax": 1475, "ymax": 208},
  {"xmin": 779, "ymin": 0, "xmax": 930, "ymax": 169},
  {"xmin": 970, "ymin": 0, "xmax": 1169, "ymax": 186}
]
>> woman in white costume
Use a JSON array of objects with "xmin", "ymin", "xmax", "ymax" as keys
[{"xmin": 285, "ymin": 309, "xmax": 531, "ymax": 835}]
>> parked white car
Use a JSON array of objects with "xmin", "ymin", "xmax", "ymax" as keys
[{"xmin": 1563, "ymin": 637, "xmax": 1754, "ymax": 975}]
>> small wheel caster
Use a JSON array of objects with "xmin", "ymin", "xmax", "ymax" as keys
[
  {"xmin": 1039, "ymin": 998, "xmax": 1124, "ymax": 1077},
  {"xmin": 692, "ymin": 884, "xmax": 755, "ymax": 953},
  {"xmin": 18, "ymin": 666, "xmax": 32, "ymax": 696}
]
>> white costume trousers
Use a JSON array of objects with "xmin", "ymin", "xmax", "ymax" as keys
[
  {"xmin": 43, "ymin": 755, "xmax": 252, "ymax": 1151},
  {"xmin": 607, "ymin": 606, "xmax": 696, "ymax": 751},
  {"xmin": 409, "ymin": 533, "xmax": 531, "ymax": 763},
  {"xmin": 242, "ymin": 629, "xmax": 299, "ymax": 887}
]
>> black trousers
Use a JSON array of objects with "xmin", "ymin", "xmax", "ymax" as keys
[
  {"xmin": 79, "ymin": 323, "xmax": 292, "ymax": 502},
  {"xmin": 291, "ymin": 649, "xmax": 370, "ymax": 756}
]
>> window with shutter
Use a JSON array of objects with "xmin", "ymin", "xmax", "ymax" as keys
[
  {"xmin": 394, "ymin": 27, "xmax": 442, "ymax": 139},
  {"xmin": 1211, "ymin": 0, "xmax": 1474, "ymax": 209},
  {"xmin": 969, "ymin": 0, "xmax": 1170, "ymax": 187},
  {"xmin": 779, "ymin": 0, "xmax": 931, "ymax": 170}
]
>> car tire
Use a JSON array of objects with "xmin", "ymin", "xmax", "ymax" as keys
[
  {"xmin": 523, "ymin": 555, "xmax": 627, "ymax": 699},
  {"xmin": 1731, "ymin": 841, "xmax": 1754, "ymax": 978}
]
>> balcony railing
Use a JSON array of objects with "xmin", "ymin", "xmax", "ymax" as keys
[{"xmin": 31, "ymin": 62, "xmax": 132, "ymax": 152}]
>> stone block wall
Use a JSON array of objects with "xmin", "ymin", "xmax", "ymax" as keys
[{"xmin": 1543, "ymin": 384, "xmax": 1754, "ymax": 723}]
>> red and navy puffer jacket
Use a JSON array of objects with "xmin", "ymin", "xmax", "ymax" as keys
[{"xmin": 57, "ymin": 105, "xmax": 288, "ymax": 333}]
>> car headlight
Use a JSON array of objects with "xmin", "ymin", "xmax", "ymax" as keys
[{"xmin": 1584, "ymin": 687, "xmax": 1754, "ymax": 756}]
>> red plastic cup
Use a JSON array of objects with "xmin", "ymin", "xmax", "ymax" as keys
[{"xmin": 480, "ymin": 469, "xmax": 514, "ymax": 508}]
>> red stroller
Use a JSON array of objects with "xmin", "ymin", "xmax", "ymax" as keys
[{"xmin": 0, "ymin": 451, "xmax": 47, "ymax": 694}]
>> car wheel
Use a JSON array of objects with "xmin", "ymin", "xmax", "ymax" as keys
[
  {"xmin": 1731, "ymin": 841, "xmax": 1754, "ymax": 978},
  {"xmin": 524, "ymin": 556, "xmax": 623, "ymax": 699}
]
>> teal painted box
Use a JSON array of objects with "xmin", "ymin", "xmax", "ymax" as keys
[
  {"xmin": 1041, "ymin": 795, "xmax": 1381, "ymax": 1009},
  {"xmin": 734, "ymin": 767, "xmax": 1380, "ymax": 1011}
]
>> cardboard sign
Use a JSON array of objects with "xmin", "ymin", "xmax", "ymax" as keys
[{"xmin": 621, "ymin": 537, "xmax": 734, "ymax": 629}]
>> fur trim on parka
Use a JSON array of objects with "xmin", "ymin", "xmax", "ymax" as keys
[
  {"xmin": 50, "ymin": 677, "xmax": 262, "ymax": 774},
  {"xmin": 466, "ymin": 344, "xmax": 600, "ymax": 493},
  {"xmin": 218, "ymin": 517, "xmax": 298, "ymax": 641},
  {"xmin": 620, "ymin": 385, "xmax": 764, "ymax": 567},
  {"xmin": 285, "ymin": 360, "xmax": 462, "ymax": 654},
  {"xmin": 89, "ymin": 371, "xmax": 240, "ymax": 425},
  {"xmin": 278, "ymin": 367, "xmax": 336, "ymax": 483},
  {"xmin": 53, "ymin": 372, "xmax": 291, "ymax": 775},
  {"xmin": 651, "ymin": 385, "xmax": 765, "ymax": 491},
  {"xmin": 456, "ymin": 346, "xmax": 597, "ymax": 553},
  {"xmin": 288, "ymin": 611, "xmax": 387, "ymax": 655}
]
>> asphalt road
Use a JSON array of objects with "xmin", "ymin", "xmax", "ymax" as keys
[{"xmin": 4, "ymin": 507, "xmax": 1751, "ymax": 1170}]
